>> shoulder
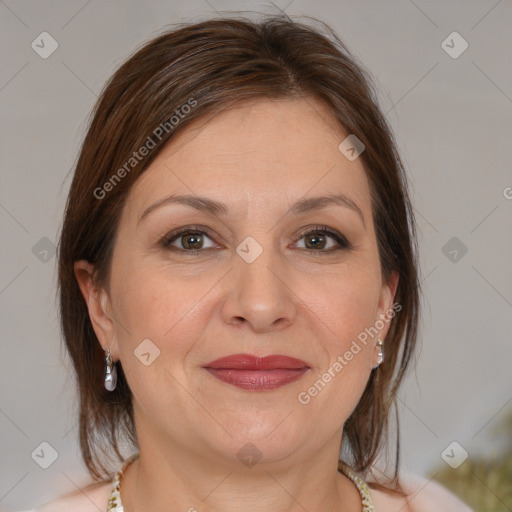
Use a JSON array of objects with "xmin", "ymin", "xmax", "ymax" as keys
[
  {"xmin": 23, "ymin": 481, "xmax": 111, "ymax": 512},
  {"xmin": 369, "ymin": 473, "xmax": 474, "ymax": 512}
]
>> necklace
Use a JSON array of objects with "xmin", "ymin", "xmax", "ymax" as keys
[{"xmin": 107, "ymin": 453, "xmax": 376, "ymax": 511}]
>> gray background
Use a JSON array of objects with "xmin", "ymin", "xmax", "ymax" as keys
[{"xmin": 1, "ymin": 0, "xmax": 511, "ymax": 510}]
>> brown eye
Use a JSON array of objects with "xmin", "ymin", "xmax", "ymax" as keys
[
  {"xmin": 294, "ymin": 228, "xmax": 351, "ymax": 252},
  {"xmin": 163, "ymin": 229, "xmax": 217, "ymax": 252},
  {"xmin": 181, "ymin": 232, "xmax": 204, "ymax": 249},
  {"xmin": 304, "ymin": 232, "xmax": 327, "ymax": 249}
]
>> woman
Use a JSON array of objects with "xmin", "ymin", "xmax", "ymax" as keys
[{"xmin": 33, "ymin": 15, "xmax": 472, "ymax": 511}]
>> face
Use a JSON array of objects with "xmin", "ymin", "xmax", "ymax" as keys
[{"xmin": 76, "ymin": 97, "xmax": 398, "ymax": 468}]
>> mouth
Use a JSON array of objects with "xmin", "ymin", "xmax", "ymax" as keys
[{"xmin": 202, "ymin": 354, "xmax": 310, "ymax": 391}]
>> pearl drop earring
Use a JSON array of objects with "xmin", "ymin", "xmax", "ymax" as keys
[
  {"xmin": 104, "ymin": 347, "xmax": 117, "ymax": 391},
  {"xmin": 374, "ymin": 339, "xmax": 384, "ymax": 369}
]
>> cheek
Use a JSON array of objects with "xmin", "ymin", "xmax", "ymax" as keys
[
  {"xmin": 109, "ymin": 260, "xmax": 214, "ymax": 370},
  {"xmin": 109, "ymin": 265, "xmax": 216, "ymax": 420},
  {"xmin": 306, "ymin": 262, "xmax": 381, "ymax": 347},
  {"xmin": 296, "ymin": 265, "xmax": 379, "ymax": 413}
]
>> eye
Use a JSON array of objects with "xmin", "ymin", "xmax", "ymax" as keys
[
  {"xmin": 293, "ymin": 226, "xmax": 351, "ymax": 252},
  {"xmin": 162, "ymin": 227, "xmax": 218, "ymax": 252},
  {"xmin": 160, "ymin": 225, "xmax": 351, "ymax": 254}
]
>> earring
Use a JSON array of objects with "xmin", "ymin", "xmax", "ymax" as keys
[
  {"xmin": 104, "ymin": 347, "xmax": 117, "ymax": 391},
  {"xmin": 375, "ymin": 339, "xmax": 384, "ymax": 368}
]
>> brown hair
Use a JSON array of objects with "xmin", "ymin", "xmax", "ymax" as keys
[{"xmin": 58, "ymin": 14, "xmax": 420, "ymax": 492}]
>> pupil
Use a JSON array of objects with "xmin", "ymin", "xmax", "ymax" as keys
[
  {"xmin": 306, "ymin": 233, "xmax": 326, "ymax": 249},
  {"xmin": 183, "ymin": 233, "xmax": 202, "ymax": 249}
]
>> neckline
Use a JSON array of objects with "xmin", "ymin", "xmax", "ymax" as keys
[{"xmin": 107, "ymin": 453, "xmax": 376, "ymax": 512}]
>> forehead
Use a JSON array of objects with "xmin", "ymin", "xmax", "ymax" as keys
[{"xmin": 124, "ymin": 97, "xmax": 372, "ymax": 222}]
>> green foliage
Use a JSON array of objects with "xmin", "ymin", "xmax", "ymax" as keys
[
  {"xmin": 432, "ymin": 455, "xmax": 512, "ymax": 511},
  {"xmin": 430, "ymin": 413, "xmax": 512, "ymax": 512}
]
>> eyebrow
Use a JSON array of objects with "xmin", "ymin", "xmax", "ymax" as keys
[{"xmin": 138, "ymin": 193, "xmax": 365, "ymax": 228}]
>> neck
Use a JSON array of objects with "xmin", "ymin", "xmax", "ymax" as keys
[{"xmin": 120, "ymin": 438, "xmax": 362, "ymax": 512}]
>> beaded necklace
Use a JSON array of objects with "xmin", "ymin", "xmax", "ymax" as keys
[{"xmin": 107, "ymin": 453, "xmax": 376, "ymax": 511}]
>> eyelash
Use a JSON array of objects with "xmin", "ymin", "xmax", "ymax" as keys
[{"xmin": 160, "ymin": 225, "xmax": 352, "ymax": 255}]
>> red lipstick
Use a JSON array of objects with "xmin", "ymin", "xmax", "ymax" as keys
[{"xmin": 202, "ymin": 354, "xmax": 310, "ymax": 391}]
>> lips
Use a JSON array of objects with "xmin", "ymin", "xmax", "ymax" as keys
[
  {"xmin": 203, "ymin": 354, "xmax": 310, "ymax": 370},
  {"xmin": 202, "ymin": 354, "xmax": 310, "ymax": 391}
]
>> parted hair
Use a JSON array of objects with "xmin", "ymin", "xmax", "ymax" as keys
[{"xmin": 57, "ymin": 14, "xmax": 420, "ymax": 493}]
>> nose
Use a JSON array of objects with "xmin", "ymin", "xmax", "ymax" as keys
[{"xmin": 221, "ymin": 250, "xmax": 297, "ymax": 333}]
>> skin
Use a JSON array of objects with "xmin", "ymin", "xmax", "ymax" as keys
[{"xmin": 75, "ymin": 96, "xmax": 399, "ymax": 512}]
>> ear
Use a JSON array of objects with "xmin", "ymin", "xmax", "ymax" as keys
[
  {"xmin": 74, "ymin": 260, "xmax": 120, "ymax": 361},
  {"xmin": 374, "ymin": 270, "xmax": 400, "ymax": 340},
  {"xmin": 370, "ymin": 271, "xmax": 400, "ymax": 368}
]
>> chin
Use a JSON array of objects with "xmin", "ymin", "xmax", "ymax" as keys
[{"xmin": 204, "ymin": 415, "xmax": 303, "ymax": 463}]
